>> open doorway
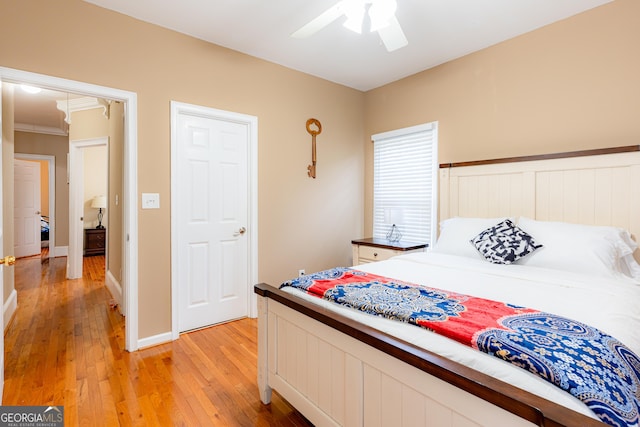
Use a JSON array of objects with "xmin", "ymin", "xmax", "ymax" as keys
[
  {"xmin": 68, "ymin": 136, "xmax": 108, "ymax": 280},
  {"xmin": 13, "ymin": 154, "xmax": 55, "ymax": 263},
  {"xmin": 13, "ymin": 89, "xmax": 113, "ymax": 281},
  {"xmin": 1, "ymin": 66, "xmax": 139, "ymax": 352}
]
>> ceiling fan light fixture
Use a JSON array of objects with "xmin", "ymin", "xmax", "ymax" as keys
[
  {"xmin": 342, "ymin": 0, "xmax": 365, "ymax": 34},
  {"xmin": 291, "ymin": 0, "xmax": 407, "ymax": 53},
  {"xmin": 368, "ymin": 0, "xmax": 397, "ymax": 32}
]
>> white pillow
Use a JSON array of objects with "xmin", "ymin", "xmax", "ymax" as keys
[
  {"xmin": 432, "ymin": 217, "xmax": 512, "ymax": 260},
  {"xmin": 516, "ymin": 217, "xmax": 638, "ymax": 279},
  {"xmin": 617, "ymin": 232, "xmax": 640, "ymax": 281},
  {"xmin": 622, "ymin": 256, "xmax": 640, "ymax": 281}
]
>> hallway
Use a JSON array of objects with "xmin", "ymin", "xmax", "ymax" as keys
[{"xmin": 4, "ymin": 255, "xmax": 309, "ymax": 426}]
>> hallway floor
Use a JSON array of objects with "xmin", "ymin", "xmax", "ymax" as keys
[{"xmin": 4, "ymin": 255, "xmax": 310, "ymax": 426}]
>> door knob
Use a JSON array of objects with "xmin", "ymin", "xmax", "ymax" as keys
[
  {"xmin": 233, "ymin": 227, "xmax": 246, "ymax": 236},
  {"xmin": 0, "ymin": 256, "xmax": 16, "ymax": 266}
]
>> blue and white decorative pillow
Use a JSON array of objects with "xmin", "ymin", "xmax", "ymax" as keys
[{"xmin": 470, "ymin": 219, "xmax": 542, "ymax": 264}]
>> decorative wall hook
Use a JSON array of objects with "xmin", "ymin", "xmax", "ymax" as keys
[{"xmin": 306, "ymin": 118, "xmax": 322, "ymax": 178}]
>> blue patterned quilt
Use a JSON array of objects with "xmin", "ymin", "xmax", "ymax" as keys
[{"xmin": 282, "ymin": 267, "xmax": 640, "ymax": 427}]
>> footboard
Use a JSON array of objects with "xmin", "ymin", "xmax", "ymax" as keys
[{"xmin": 255, "ymin": 283, "xmax": 605, "ymax": 427}]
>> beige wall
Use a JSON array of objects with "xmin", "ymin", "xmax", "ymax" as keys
[
  {"xmin": 70, "ymin": 108, "xmax": 109, "ymax": 140},
  {"xmin": 363, "ymin": 0, "xmax": 640, "ymax": 235},
  {"xmin": 0, "ymin": 0, "xmax": 364, "ymax": 339},
  {"xmin": 15, "ymin": 132, "xmax": 69, "ymax": 247},
  {"xmin": 5, "ymin": 0, "xmax": 631, "ymax": 342},
  {"xmin": 82, "ymin": 145, "xmax": 107, "ymax": 229}
]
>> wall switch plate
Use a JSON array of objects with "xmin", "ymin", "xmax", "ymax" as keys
[{"xmin": 142, "ymin": 193, "xmax": 160, "ymax": 209}]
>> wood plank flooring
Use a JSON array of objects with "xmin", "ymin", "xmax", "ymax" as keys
[{"xmin": 5, "ymin": 254, "xmax": 312, "ymax": 426}]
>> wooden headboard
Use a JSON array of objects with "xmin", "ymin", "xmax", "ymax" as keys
[{"xmin": 439, "ymin": 146, "xmax": 640, "ymax": 261}]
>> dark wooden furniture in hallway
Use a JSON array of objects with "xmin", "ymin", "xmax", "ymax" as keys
[{"xmin": 84, "ymin": 228, "xmax": 106, "ymax": 256}]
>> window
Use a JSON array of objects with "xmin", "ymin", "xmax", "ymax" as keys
[{"xmin": 372, "ymin": 122, "xmax": 438, "ymax": 246}]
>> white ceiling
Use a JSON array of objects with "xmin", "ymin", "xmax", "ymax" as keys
[
  {"xmin": 12, "ymin": 0, "xmax": 613, "ymax": 133},
  {"xmin": 84, "ymin": 0, "xmax": 612, "ymax": 91},
  {"xmin": 12, "ymin": 86, "xmax": 96, "ymax": 136},
  {"xmin": 13, "ymin": 87, "xmax": 73, "ymax": 136}
]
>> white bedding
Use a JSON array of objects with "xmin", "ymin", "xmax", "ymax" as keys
[{"xmin": 281, "ymin": 251, "xmax": 640, "ymax": 420}]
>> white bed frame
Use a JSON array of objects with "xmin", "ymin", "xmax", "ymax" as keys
[
  {"xmin": 256, "ymin": 146, "xmax": 640, "ymax": 427},
  {"xmin": 439, "ymin": 148, "xmax": 640, "ymax": 262}
]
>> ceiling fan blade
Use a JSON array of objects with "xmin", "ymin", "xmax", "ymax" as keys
[
  {"xmin": 291, "ymin": 2, "xmax": 345, "ymax": 39},
  {"xmin": 377, "ymin": 15, "xmax": 408, "ymax": 52}
]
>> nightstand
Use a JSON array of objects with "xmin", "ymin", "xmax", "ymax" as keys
[
  {"xmin": 351, "ymin": 238, "xmax": 428, "ymax": 265},
  {"xmin": 84, "ymin": 228, "xmax": 106, "ymax": 256}
]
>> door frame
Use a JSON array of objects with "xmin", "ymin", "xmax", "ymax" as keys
[
  {"xmin": 14, "ymin": 154, "xmax": 55, "ymax": 259},
  {"xmin": 170, "ymin": 101, "xmax": 258, "ymax": 340},
  {"xmin": 68, "ymin": 137, "xmax": 108, "ymax": 280},
  {"xmin": 0, "ymin": 66, "xmax": 139, "ymax": 351},
  {"xmin": 0, "ymin": 80, "xmax": 6, "ymax": 401}
]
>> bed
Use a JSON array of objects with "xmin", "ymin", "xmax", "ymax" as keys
[
  {"xmin": 41, "ymin": 215, "xmax": 50, "ymax": 244},
  {"xmin": 255, "ymin": 146, "xmax": 640, "ymax": 427}
]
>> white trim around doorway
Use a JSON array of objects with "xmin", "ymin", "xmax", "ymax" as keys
[{"xmin": 0, "ymin": 66, "xmax": 139, "ymax": 351}]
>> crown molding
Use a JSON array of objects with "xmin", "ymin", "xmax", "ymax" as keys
[
  {"xmin": 14, "ymin": 122, "xmax": 69, "ymax": 136},
  {"xmin": 56, "ymin": 96, "xmax": 110, "ymax": 124}
]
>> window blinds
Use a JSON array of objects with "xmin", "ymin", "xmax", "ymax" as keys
[{"xmin": 372, "ymin": 122, "xmax": 438, "ymax": 246}]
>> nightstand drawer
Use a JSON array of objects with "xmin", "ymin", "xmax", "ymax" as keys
[
  {"xmin": 84, "ymin": 228, "xmax": 106, "ymax": 256},
  {"xmin": 87, "ymin": 233, "xmax": 105, "ymax": 247},
  {"xmin": 358, "ymin": 245, "xmax": 395, "ymax": 262},
  {"xmin": 352, "ymin": 238, "xmax": 428, "ymax": 265}
]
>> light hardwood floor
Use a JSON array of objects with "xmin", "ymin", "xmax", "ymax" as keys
[{"xmin": 5, "ymin": 254, "xmax": 312, "ymax": 426}]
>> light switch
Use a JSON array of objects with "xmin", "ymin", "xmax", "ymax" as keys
[{"xmin": 142, "ymin": 193, "xmax": 160, "ymax": 209}]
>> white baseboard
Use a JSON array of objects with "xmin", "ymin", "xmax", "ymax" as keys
[
  {"xmin": 4, "ymin": 289, "xmax": 17, "ymax": 332},
  {"xmin": 138, "ymin": 331, "xmax": 173, "ymax": 349},
  {"xmin": 53, "ymin": 245, "xmax": 68, "ymax": 257},
  {"xmin": 105, "ymin": 270, "xmax": 123, "ymax": 310}
]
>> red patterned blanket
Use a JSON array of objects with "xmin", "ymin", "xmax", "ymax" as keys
[{"xmin": 281, "ymin": 267, "xmax": 640, "ymax": 427}]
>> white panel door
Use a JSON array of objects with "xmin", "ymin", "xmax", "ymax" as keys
[
  {"xmin": 14, "ymin": 158, "xmax": 41, "ymax": 258},
  {"xmin": 176, "ymin": 110, "xmax": 249, "ymax": 332}
]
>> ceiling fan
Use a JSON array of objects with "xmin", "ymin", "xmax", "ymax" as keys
[{"xmin": 291, "ymin": 0, "xmax": 408, "ymax": 52}]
